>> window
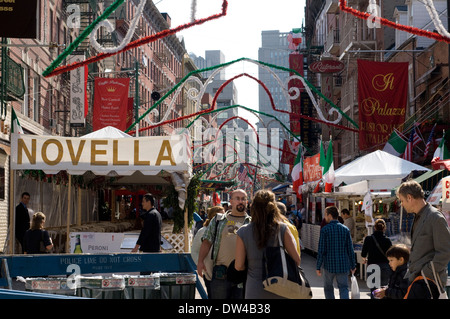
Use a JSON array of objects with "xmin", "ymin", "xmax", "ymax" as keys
[{"xmin": 33, "ymin": 77, "xmax": 40, "ymax": 122}]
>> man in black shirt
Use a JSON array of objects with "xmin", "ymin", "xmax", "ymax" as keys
[
  {"xmin": 15, "ymin": 192, "xmax": 31, "ymax": 252},
  {"xmin": 132, "ymin": 193, "xmax": 162, "ymax": 253}
]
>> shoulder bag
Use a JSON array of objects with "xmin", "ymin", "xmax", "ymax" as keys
[
  {"xmin": 371, "ymin": 235, "xmax": 386, "ymax": 257},
  {"xmin": 430, "ymin": 261, "xmax": 448, "ymax": 299},
  {"xmin": 262, "ymin": 227, "xmax": 312, "ymax": 299}
]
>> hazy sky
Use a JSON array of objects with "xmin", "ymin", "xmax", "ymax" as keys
[{"xmin": 154, "ymin": 0, "xmax": 306, "ymax": 125}]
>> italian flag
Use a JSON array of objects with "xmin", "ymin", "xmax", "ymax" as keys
[
  {"xmin": 291, "ymin": 145, "xmax": 303, "ymax": 200},
  {"xmin": 433, "ymin": 134, "xmax": 450, "ymax": 160},
  {"xmin": 320, "ymin": 140, "xmax": 335, "ymax": 193},
  {"xmin": 383, "ymin": 129, "xmax": 407, "ymax": 157},
  {"xmin": 11, "ymin": 108, "xmax": 24, "ymax": 134},
  {"xmin": 291, "ymin": 28, "xmax": 302, "ymax": 45}
]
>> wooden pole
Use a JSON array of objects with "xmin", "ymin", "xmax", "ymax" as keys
[
  {"xmin": 66, "ymin": 174, "xmax": 71, "ymax": 253},
  {"xmin": 111, "ymin": 189, "xmax": 116, "ymax": 222},
  {"xmin": 184, "ymin": 206, "xmax": 189, "ymax": 252},
  {"xmin": 77, "ymin": 186, "xmax": 82, "ymax": 226},
  {"xmin": 8, "ymin": 168, "xmax": 14, "ymax": 254}
]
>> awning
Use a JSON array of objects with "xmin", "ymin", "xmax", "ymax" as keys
[
  {"xmin": 272, "ymin": 183, "xmax": 290, "ymax": 193},
  {"xmin": 10, "ymin": 132, "xmax": 192, "ymax": 177},
  {"xmin": 391, "ymin": 169, "xmax": 450, "ymax": 197},
  {"xmin": 199, "ymin": 180, "xmax": 235, "ymax": 190}
]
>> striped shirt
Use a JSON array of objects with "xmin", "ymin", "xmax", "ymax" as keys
[{"xmin": 316, "ymin": 220, "xmax": 356, "ymax": 273}]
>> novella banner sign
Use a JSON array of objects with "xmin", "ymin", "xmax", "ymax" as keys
[
  {"xmin": 357, "ymin": 60, "xmax": 408, "ymax": 150},
  {"xmin": 93, "ymin": 78, "xmax": 130, "ymax": 131}
]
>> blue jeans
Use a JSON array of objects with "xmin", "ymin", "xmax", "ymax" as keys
[{"xmin": 322, "ymin": 269, "xmax": 350, "ymax": 299}]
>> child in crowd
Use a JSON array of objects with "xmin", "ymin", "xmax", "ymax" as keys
[{"xmin": 374, "ymin": 244, "xmax": 410, "ymax": 299}]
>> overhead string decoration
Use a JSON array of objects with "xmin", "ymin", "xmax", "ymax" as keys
[
  {"xmin": 43, "ymin": 0, "xmax": 229, "ymax": 78},
  {"xmin": 422, "ymin": 0, "xmax": 450, "ymax": 38},
  {"xmin": 339, "ymin": 0, "xmax": 450, "ymax": 44},
  {"xmin": 191, "ymin": 0, "xmax": 197, "ymax": 22}
]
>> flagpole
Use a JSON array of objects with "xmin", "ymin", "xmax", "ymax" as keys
[{"xmin": 251, "ymin": 166, "xmax": 258, "ymax": 196}]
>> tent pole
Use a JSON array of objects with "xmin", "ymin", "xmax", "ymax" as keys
[
  {"xmin": 66, "ymin": 174, "xmax": 71, "ymax": 253},
  {"xmin": 8, "ymin": 169, "xmax": 15, "ymax": 254},
  {"xmin": 184, "ymin": 206, "xmax": 189, "ymax": 253},
  {"xmin": 111, "ymin": 189, "xmax": 115, "ymax": 222},
  {"xmin": 77, "ymin": 186, "xmax": 81, "ymax": 226}
]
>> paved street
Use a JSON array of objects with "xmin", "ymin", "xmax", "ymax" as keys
[
  {"xmin": 299, "ymin": 250, "xmax": 371, "ymax": 299},
  {"xmin": 195, "ymin": 249, "xmax": 371, "ymax": 299}
]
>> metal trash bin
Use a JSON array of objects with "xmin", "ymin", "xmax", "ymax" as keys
[
  {"xmin": 25, "ymin": 277, "xmax": 76, "ymax": 296},
  {"xmin": 76, "ymin": 276, "xmax": 125, "ymax": 299},
  {"xmin": 158, "ymin": 273, "xmax": 196, "ymax": 299},
  {"xmin": 124, "ymin": 275, "xmax": 160, "ymax": 299}
]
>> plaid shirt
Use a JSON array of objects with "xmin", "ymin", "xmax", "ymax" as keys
[
  {"xmin": 317, "ymin": 220, "xmax": 356, "ymax": 273},
  {"xmin": 202, "ymin": 212, "xmax": 251, "ymax": 264}
]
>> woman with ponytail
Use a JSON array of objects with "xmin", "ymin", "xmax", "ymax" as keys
[{"xmin": 234, "ymin": 190, "xmax": 299, "ymax": 299}]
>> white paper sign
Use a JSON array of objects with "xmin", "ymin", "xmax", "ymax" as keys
[{"xmin": 441, "ymin": 177, "xmax": 450, "ymax": 211}]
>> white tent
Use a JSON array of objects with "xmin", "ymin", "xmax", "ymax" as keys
[
  {"xmin": 335, "ymin": 150, "xmax": 430, "ymax": 195},
  {"xmin": 82, "ymin": 126, "xmax": 132, "ymax": 139},
  {"xmin": 9, "ymin": 127, "xmax": 193, "ymax": 253}
]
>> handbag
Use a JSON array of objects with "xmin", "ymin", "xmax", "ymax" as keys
[
  {"xmin": 227, "ymin": 260, "xmax": 247, "ymax": 285},
  {"xmin": 262, "ymin": 227, "xmax": 312, "ymax": 299},
  {"xmin": 430, "ymin": 261, "xmax": 448, "ymax": 299}
]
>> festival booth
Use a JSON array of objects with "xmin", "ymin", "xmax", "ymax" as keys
[
  {"xmin": 333, "ymin": 151, "xmax": 430, "ymax": 239},
  {"xmin": 301, "ymin": 151, "xmax": 430, "ymax": 274},
  {"xmin": 9, "ymin": 126, "xmax": 192, "ymax": 253},
  {"xmin": 0, "ymin": 127, "xmax": 207, "ymax": 298}
]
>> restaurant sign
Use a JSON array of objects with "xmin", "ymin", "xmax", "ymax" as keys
[{"xmin": 308, "ymin": 60, "xmax": 344, "ymax": 74}]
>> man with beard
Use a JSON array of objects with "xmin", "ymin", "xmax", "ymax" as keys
[{"xmin": 197, "ymin": 189, "xmax": 251, "ymax": 299}]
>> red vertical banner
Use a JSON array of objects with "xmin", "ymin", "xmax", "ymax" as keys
[
  {"xmin": 289, "ymin": 53, "xmax": 304, "ymax": 136},
  {"xmin": 93, "ymin": 78, "xmax": 130, "ymax": 131},
  {"xmin": 280, "ymin": 140, "xmax": 300, "ymax": 165},
  {"xmin": 358, "ymin": 60, "xmax": 408, "ymax": 150}
]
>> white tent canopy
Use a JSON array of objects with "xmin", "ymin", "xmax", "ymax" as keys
[
  {"xmin": 82, "ymin": 126, "xmax": 132, "ymax": 139},
  {"xmin": 334, "ymin": 150, "xmax": 430, "ymax": 189}
]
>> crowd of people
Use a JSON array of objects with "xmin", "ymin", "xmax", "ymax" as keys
[{"xmin": 191, "ymin": 180, "xmax": 450, "ymax": 300}]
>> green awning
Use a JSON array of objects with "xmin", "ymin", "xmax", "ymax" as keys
[{"xmin": 391, "ymin": 169, "xmax": 450, "ymax": 197}]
